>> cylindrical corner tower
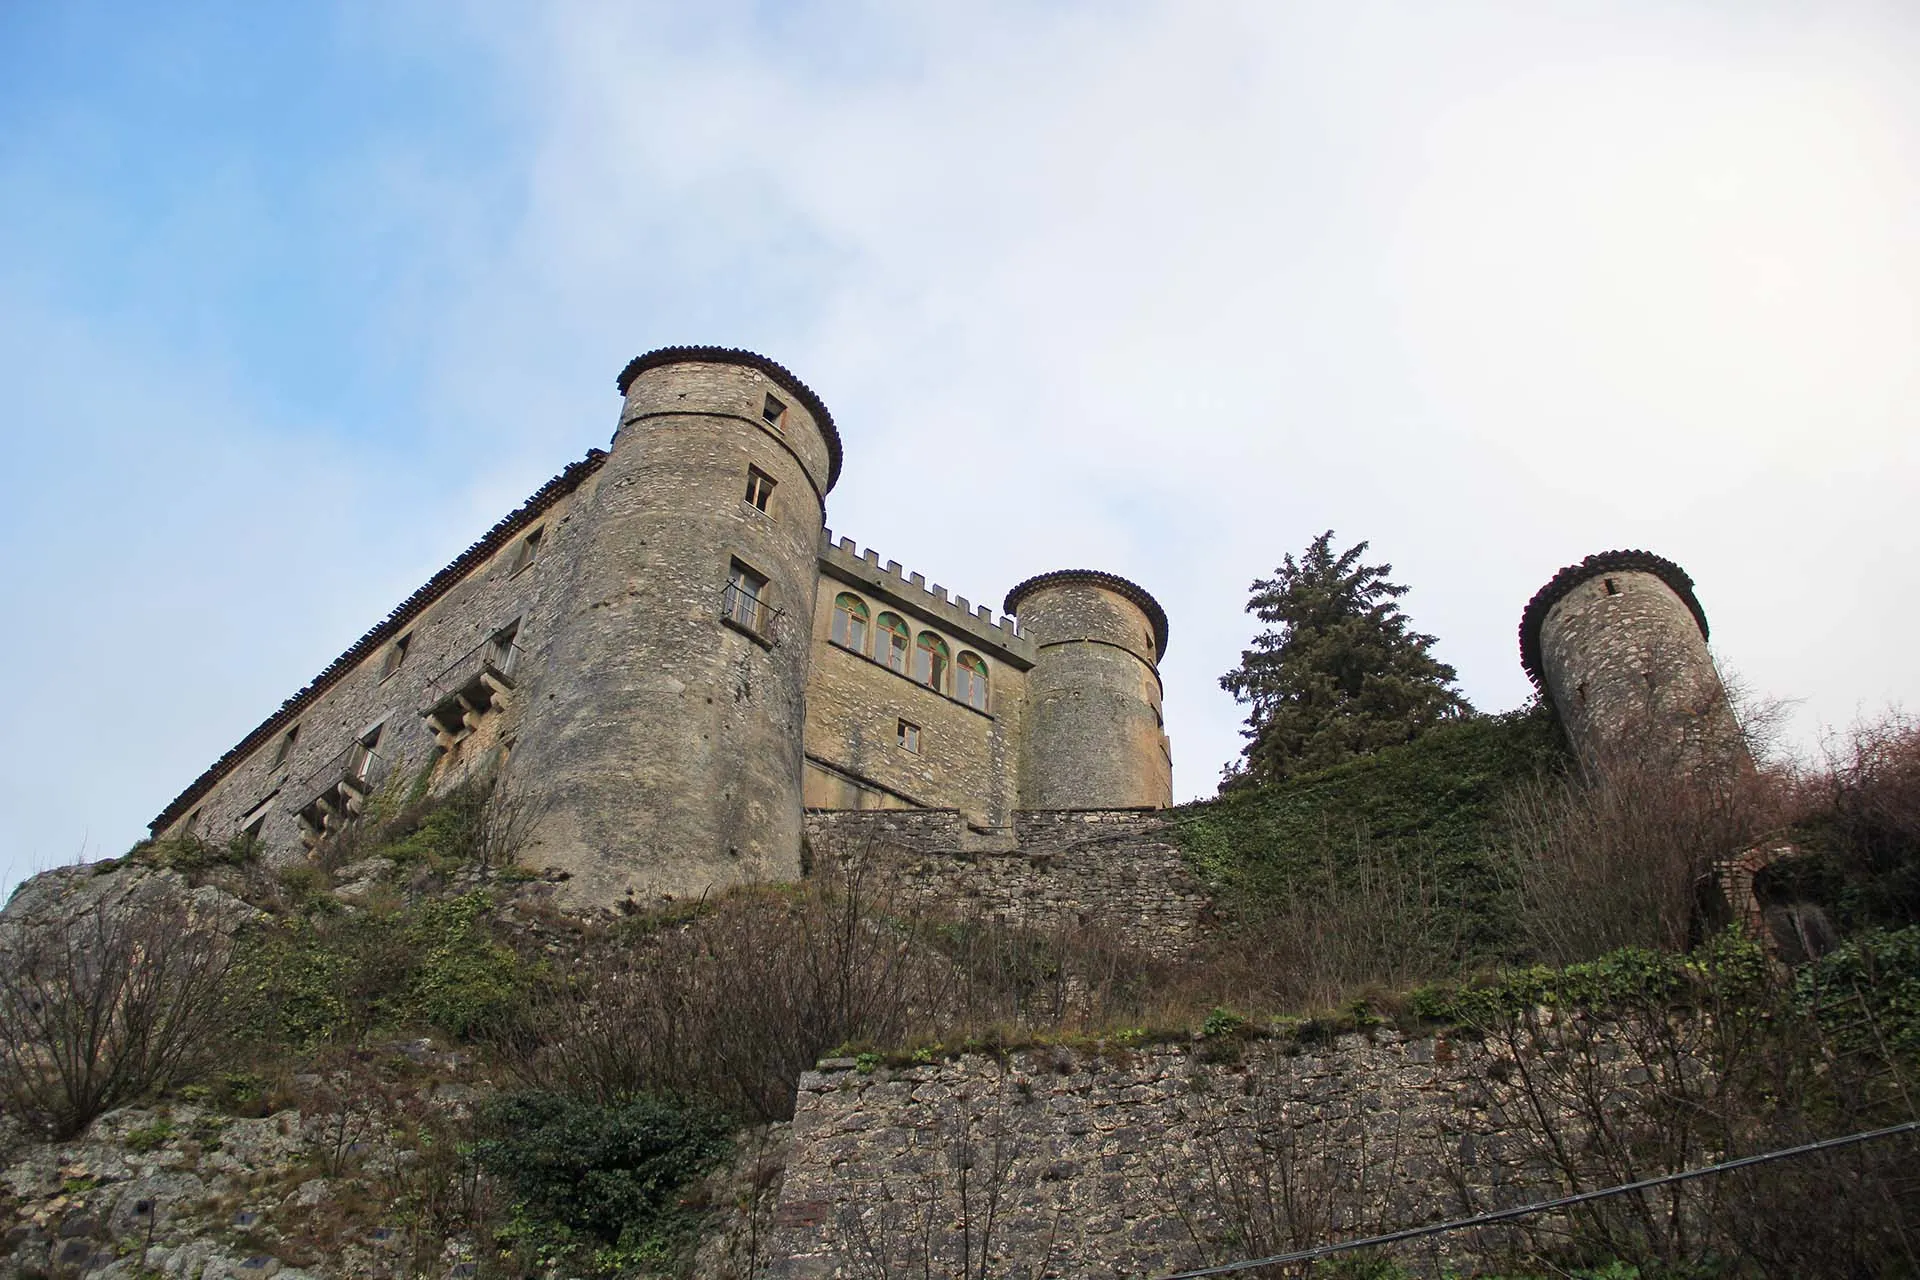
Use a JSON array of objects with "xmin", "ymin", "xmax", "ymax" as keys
[
  {"xmin": 513, "ymin": 347, "xmax": 840, "ymax": 905},
  {"xmin": 1006, "ymin": 570, "xmax": 1172, "ymax": 809},
  {"xmin": 1519, "ymin": 550, "xmax": 1747, "ymax": 776}
]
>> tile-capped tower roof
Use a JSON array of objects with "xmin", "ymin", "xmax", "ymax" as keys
[
  {"xmin": 1004, "ymin": 569, "xmax": 1170, "ymax": 660},
  {"xmin": 616, "ymin": 346, "xmax": 843, "ymax": 492},
  {"xmin": 1518, "ymin": 549, "xmax": 1708, "ymax": 689}
]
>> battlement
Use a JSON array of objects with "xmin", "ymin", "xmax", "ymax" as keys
[{"xmin": 820, "ymin": 531, "xmax": 1037, "ymax": 668}]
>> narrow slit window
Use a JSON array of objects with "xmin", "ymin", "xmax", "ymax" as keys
[
  {"xmin": 912, "ymin": 633, "xmax": 950, "ymax": 692},
  {"xmin": 762, "ymin": 394, "xmax": 787, "ymax": 428},
  {"xmin": 956, "ymin": 652, "xmax": 990, "ymax": 711},
  {"xmin": 380, "ymin": 634, "xmax": 411, "ymax": 681},
  {"xmin": 898, "ymin": 720, "xmax": 921, "ymax": 753},
  {"xmin": 744, "ymin": 466, "xmax": 776, "ymax": 512},
  {"xmin": 876, "ymin": 613, "xmax": 909, "ymax": 673},
  {"xmin": 510, "ymin": 527, "xmax": 544, "ymax": 576},
  {"xmin": 271, "ymin": 724, "xmax": 299, "ymax": 768},
  {"xmin": 831, "ymin": 593, "xmax": 870, "ymax": 653},
  {"xmin": 1604, "ymin": 578, "xmax": 1619, "ymax": 595}
]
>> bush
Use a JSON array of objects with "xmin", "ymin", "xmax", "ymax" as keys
[
  {"xmin": 0, "ymin": 901, "xmax": 238, "ymax": 1138},
  {"xmin": 1170, "ymin": 709, "xmax": 1565, "ymax": 1009},
  {"xmin": 232, "ymin": 891, "xmax": 526, "ymax": 1050},
  {"xmin": 507, "ymin": 856, "xmax": 1183, "ymax": 1121},
  {"xmin": 1504, "ymin": 751, "xmax": 1777, "ymax": 965},
  {"xmin": 404, "ymin": 892, "xmax": 527, "ymax": 1038},
  {"xmin": 473, "ymin": 1091, "xmax": 730, "ymax": 1270}
]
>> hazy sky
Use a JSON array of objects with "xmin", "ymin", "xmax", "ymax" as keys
[{"xmin": 4, "ymin": 1, "xmax": 1917, "ymax": 900}]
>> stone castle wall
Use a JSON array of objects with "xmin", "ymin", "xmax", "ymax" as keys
[
  {"xmin": 1013, "ymin": 577, "xmax": 1173, "ymax": 810},
  {"xmin": 1522, "ymin": 551, "xmax": 1747, "ymax": 778},
  {"xmin": 153, "ymin": 459, "xmax": 603, "ymax": 861},
  {"xmin": 763, "ymin": 1033, "xmax": 1580, "ymax": 1279},
  {"xmin": 507, "ymin": 357, "xmax": 836, "ymax": 905},
  {"xmin": 800, "ymin": 538, "xmax": 1034, "ymax": 827},
  {"xmin": 804, "ymin": 809, "xmax": 1208, "ymax": 956}
]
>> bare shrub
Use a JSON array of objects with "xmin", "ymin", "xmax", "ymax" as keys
[
  {"xmin": 508, "ymin": 851, "xmax": 1179, "ymax": 1120},
  {"xmin": 1448, "ymin": 943, "xmax": 1920, "ymax": 1275},
  {"xmin": 513, "ymin": 857, "xmax": 953, "ymax": 1120},
  {"xmin": 1505, "ymin": 753, "xmax": 1776, "ymax": 965},
  {"xmin": 0, "ymin": 901, "xmax": 237, "ymax": 1138}
]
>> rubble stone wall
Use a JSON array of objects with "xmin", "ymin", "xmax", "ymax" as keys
[
  {"xmin": 804, "ymin": 809, "xmax": 1210, "ymax": 956},
  {"xmin": 764, "ymin": 1032, "xmax": 1580, "ymax": 1279}
]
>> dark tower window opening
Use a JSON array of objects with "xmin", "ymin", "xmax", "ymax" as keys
[
  {"xmin": 380, "ymin": 634, "xmax": 411, "ymax": 681},
  {"xmin": 271, "ymin": 724, "xmax": 299, "ymax": 767},
  {"xmin": 509, "ymin": 527, "xmax": 544, "ymax": 576},
  {"xmin": 762, "ymin": 394, "xmax": 787, "ymax": 428},
  {"xmin": 898, "ymin": 720, "xmax": 921, "ymax": 753},
  {"xmin": 744, "ymin": 466, "xmax": 776, "ymax": 512},
  {"xmin": 831, "ymin": 593, "xmax": 870, "ymax": 653},
  {"xmin": 1604, "ymin": 578, "xmax": 1619, "ymax": 595},
  {"xmin": 876, "ymin": 612, "xmax": 909, "ymax": 673}
]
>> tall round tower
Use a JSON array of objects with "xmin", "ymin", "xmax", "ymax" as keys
[
  {"xmin": 1519, "ymin": 550, "xmax": 1747, "ymax": 776},
  {"xmin": 513, "ymin": 347, "xmax": 839, "ymax": 905},
  {"xmin": 1006, "ymin": 570, "xmax": 1172, "ymax": 809}
]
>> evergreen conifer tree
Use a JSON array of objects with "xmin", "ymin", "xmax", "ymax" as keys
[{"xmin": 1220, "ymin": 531, "xmax": 1471, "ymax": 787}]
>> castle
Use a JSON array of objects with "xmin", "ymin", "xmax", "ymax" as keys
[
  {"xmin": 148, "ymin": 345, "xmax": 1744, "ymax": 912},
  {"xmin": 148, "ymin": 348, "xmax": 1174, "ymax": 905}
]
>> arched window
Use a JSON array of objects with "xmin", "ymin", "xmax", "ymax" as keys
[
  {"xmin": 876, "ymin": 613, "xmax": 910, "ymax": 674},
  {"xmin": 956, "ymin": 652, "xmax": 989, "ymax": 711},
  {"xmin": 831, "ymin": 593, "xmax": 869, "ymax": 653},
  {"xmin": 912, "ymin": 633, "xmax": 950, "ymax": 692}
]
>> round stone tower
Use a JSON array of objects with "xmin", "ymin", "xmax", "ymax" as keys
[
  {"xmin": 1005, "ymin": 570, "xmax": 1172, "ymax": 809},
  {"xmin": 1519, "ymin": 550, "xmax": 1747, "ymax": 776},
  {"xmin": 514, "ymin": 347, "xmax": 839, "ymax": 905}
]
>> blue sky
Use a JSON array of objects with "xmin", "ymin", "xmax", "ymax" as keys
[{"xmin": 4, "ymin": 1, "xmax": 1918, "ymax": 898}]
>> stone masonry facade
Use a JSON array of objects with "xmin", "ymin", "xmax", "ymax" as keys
[
  {"xmin": 763, "ymin": 1031, "xmax": 1611, "ymax": 1279},
  {"xmin": 805, "ymin": 809, "xmax": 1210, "ymax": 958},
  {"xmin": 147, "ymin": 349, "xmax": 1175, "ymax": 908}
]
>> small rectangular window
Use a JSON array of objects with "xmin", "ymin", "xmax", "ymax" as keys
[
  {"xmin": 897, "ymin": 720, "xmax": 921, "ymax": 753},
  {"xmin": 380, "ymin": 634, "xmax": 411, "ymax": 681},
  {"xmin": 762, "ymin": 394, "xmax": 787, "ymax": 428},
  {"xmin": 348, "ymin": 724, "xmax": 384, "ymax": 783},
  {"xmin": 509, "ymin": 527, "xmax": 544, "ymax": 576},
  {"xmin": 488, "ymin": 620, "xmax": 521, "ymax": 676},
  {"xmin": 271, "ymin": 724, "xmax": 299, "ymax": 767},
  {"xmin": 724, "ymin": 560, "xmax": 771, "ymax": 634},
  {"xmin": 744, "ymin": 467, "xmax": 776, "ymax": 512}
]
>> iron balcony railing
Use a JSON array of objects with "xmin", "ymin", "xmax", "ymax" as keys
[
  {"xmin": 721, "ymin": 582, "xmax": 777, "ymax": 637},
  {"xmin": 420, "ymin": 637, "xmax": 524, "ymax": 741},
  {"xmin": 423, "ymin": 636, "xmax": 523, "ymax": 701},
  {"xmin": 296, "ymin": 739, "xmax": 391, "ymax": 803}
]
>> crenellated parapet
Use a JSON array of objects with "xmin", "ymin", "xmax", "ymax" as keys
[{"xmin": 820, "ymin": 531, "xmax": 1035, "ymax": 667}]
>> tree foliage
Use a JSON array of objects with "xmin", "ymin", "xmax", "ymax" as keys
[{"xmin": 1220, "ymin": 531, "xmax": 1471, "ymax": 787}]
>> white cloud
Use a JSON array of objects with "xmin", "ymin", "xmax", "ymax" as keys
[{"xmin": 436, "ymin": 0, "xmax": 1920, "ymax": 793}]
